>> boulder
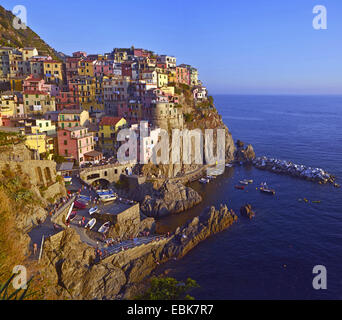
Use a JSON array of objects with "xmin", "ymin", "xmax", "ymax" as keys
[
  {"xmin": 240, "ymin": 204, "xmax": 256, "ymax": 219},
  {"xmin": 140, "ymin": 180, "xmax": 202, "ymax": 218}
]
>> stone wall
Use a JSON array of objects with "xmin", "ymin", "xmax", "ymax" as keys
[{"xmin": 80, "ymin": 163, "xmax": 136, "ymax": 185}]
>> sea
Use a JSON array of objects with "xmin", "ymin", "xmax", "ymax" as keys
[{"xmin": 157, "ymin": 95, "xmax": 342, "ymax": 300}]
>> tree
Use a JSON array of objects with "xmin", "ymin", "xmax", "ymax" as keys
[{"xmin": 139, "ymin": 277, "xmax": 200, "ymax": 300}]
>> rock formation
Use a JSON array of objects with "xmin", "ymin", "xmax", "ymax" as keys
[
  {"xmin": 140, "ymin": 180, "xmax": 202, "ymax": 218},
  {"xmin": 240, "ymin": 204, "xmax": 255, "ymax": 219},
  {"xmin": 39, "ymin": 204, "xmax": 237, "ymax": 300},
  {"xmin": 235, "ymin": 140, "xmax": 256, "ymax": 162}
]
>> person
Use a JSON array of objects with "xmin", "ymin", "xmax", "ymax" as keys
[{"xmin": 33, "ymin": 243, "xmax": 38, "ymax": 256}]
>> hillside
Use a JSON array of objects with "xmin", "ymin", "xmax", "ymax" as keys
[{"xmin": 0, "ymin": 5, "xmax": 62, "ymax": 60}]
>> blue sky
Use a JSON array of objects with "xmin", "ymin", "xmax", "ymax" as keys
[{"xmin": 2, "ymin": 0, "xmax": 342, "ymax": 94}]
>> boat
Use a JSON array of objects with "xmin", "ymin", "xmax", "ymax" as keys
[
  {"xmin": 77, "ymin": 198, "xmax": 89, "ymax": 206},
  {"xmin": 85, "ymin": 218, "xmax": 96, "ymax": 230},
  {"xmin": 63, "ymin": 176, "xmax": 72, "ymax": 182},
  {"xmin": 69, "ymin": 211, "xmax": 77, "ymax": 221},
  {"xmin": 199, "ymin": 178, "xmax": 210, "ymax": 184},
  {"xmin": 97, "ymin": 189, "xmax": 114, "ymax": 196},
  {"xmin": 98, "ymin": 222, "xmax": 111, "ymax": 234},
  {"xmin": 225, "ymin": 164, "xmax": 233, "ymax": 168},
  {"xmin": 259, "ymin": 187, "xmax": 275, "ymax": 195},
  {"xmin": 239, "ymin": 180, "xmax": 249, "ymax": 185},
  {"xmin": 89, "ymin": 206, "xmax": 99, "ymax": 215},
  {"xmin": 79, "ymin": 195, "xmax": 91, "ymax": 201},
  {"xmin": 74, "ymin": 200, "xmax": 86, "ymax": 209},
  {"xmin": 207, "ymin": 175, "xmax": 216, "ymax": 180},
  {"xmin": 100, "ymin": 194, "xmax": 117, "ymax": 203},
  {"xmin": 65, "ymin": 202, "xmax": 75, "ymax": 221},
  {"xmin": 312, "ymin": 200, "xmax": 321, "ymax": 204},
  {"xmin": 235, "ymin": 185, "xmax": 245, "ymax": 190},
  {"xmin": 245, "ymin": 179, "xmax": 254, "ymax": 184}
]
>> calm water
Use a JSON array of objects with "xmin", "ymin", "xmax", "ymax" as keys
[{"xmin": 158, "ymin": 95, "xmax": 342, "ymax": 300}]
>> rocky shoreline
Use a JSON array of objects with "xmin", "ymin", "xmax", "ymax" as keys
[
  {"xmin": 39, "ymin": 204, "xmax": 238, "ymax": 300},
  {"xmin": 253, "ymin": 156, "xmax": 339, "ymax": 186}
]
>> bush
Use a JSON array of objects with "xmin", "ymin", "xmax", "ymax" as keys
[{"xmin": 138, "ymin": 277, "xmax": 199, "ymax": 300}]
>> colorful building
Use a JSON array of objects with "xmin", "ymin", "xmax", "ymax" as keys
[
  {"xmin": 98, "ymin": 116, "xmax": 127, "ymax": 154},
  {"xmin": 58, "ymin": 109, "xmax": 90, "ymax": 129},
  {"xmin": 43, "ymin": 60, "xmax": 65, "ymax": 85},
  {"xmin": 57, "ymin": 126, "xmax": 95, "ymax": 164}
]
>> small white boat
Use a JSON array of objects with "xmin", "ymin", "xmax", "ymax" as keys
[
  {"xmin": 98, "ymin": 222, "xmax": 110, "ymax": 234},
  {"xmin": 239, "ymin": 180, "xmax": 249, "ymax": 185},
  {"xmin": 85, "ymin": 218, "xmax": 96, "ymax": 230},
  {"xmin": 225, "ymin": 164, "xmax": 233, "ymax": 168},
  {"xmin": 199, "ymin": 178, "xmax": 210, "ymax": 184},
  {"xmin": 100, "ymin": 194, "xmax": 117, "ymax": 203},
  {"xmin": 246, "ymin": 179, "xmax": 254, "ymax": 184},
  {"xmin": 89, "ymin": 206, "xmax": 98, "ymax": 215}
]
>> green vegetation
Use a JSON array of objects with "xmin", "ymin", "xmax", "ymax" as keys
[
  {"xmin": 0, "ymin": 274, "xmax": 33, "ymax": 300},
  {"xmin": 0, "ymin": 131, "xmax": 25, "ymax": 147},
  {"xmin": 138, "ymin": 277, "xmax": 200, "ymax": 300}
]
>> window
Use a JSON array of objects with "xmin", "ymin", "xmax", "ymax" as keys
[{"xmin": 64, "ymin": 140, "xmax": 67, "ymax": 145}]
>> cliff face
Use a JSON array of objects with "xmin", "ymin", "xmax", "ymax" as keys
[{"xmin": 39, "ymin": 204, "xmax": 237, "ymax": 300}]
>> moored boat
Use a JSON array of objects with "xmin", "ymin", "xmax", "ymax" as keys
[
  {"xmin": 74, "ymin": 200, "xmax": 86, "ymax": 209},
  {"xmin": 89, "ymin": 206, "xmax": 99, "ymax": 215},
  {"xmin": 259, "ymin": 187, "xmax": 275, "ymax": 195},
  {"xmin": 98, "ymin": 222, "xmax": 110, "ymax": 234},
  {"xmin": 235, "ymin": 185, "xmax": 245, "ymax": 190},
  {"xmin": 239, "ymin": 180, "xmax": 249, "ymax": 185},
  {"xmin": 199, "ymin": 178, "xmax": 210, "ymax": 184},
  {"xmin": 69, "ymin": 211, "xmax": 77, "ymax": 221},
  {"xmin": 85, "ymin": 218, "xmax": 96, "ymax": 230},
  {"xmin": 63, "ymin": 176, "xmax": 72, "ymax": 182},
  {"xmin": 100, "ymin": 194, "xmax": 117, "ymax": 203}
]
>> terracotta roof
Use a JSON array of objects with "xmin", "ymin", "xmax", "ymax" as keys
[{"xmin": 99, "ymin": 116, "xmax": 123, "ymax": 126}]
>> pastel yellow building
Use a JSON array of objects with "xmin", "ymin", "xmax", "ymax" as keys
[
  {"xmin": 98, "ymin": 117, "xmax": 127, "ymax": 153},
  {"xmin": 25, "ymin": 132, "xmax": 54, "ymax": 157},
  {"xmin": 167, "ymin": 69, "xmax": 176, "ymax": 84},
  {"xmin": 157, "ymin": 72, "xmax": 168, "ymax": 88},
  {"xmin": 78, "ymin": 60, "xmax": 96, "ymax": 77},
  {"xmin": 43, "ymin": 60, "xmax": 64, "ymax": 84},
  {"xmin": 19, "ymin": 48, "xmax": 39, "ymax": 61},
  {"xmin": 0, "ymin": 92, "xmax": 21, "ymax": 117},
  {"xmin": 24, "ymin": 92, "xmax": 56, "ymax": 115},
  {"xmin": 77, "ymin": 76, "xmax": 104, "ymax": 111}
]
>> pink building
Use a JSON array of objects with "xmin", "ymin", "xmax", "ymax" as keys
[
  {"xmin": 94, "ymin": 60, "xmax": 115, "ymax": 77},
  {"xmin": 176, "ymin": 66, "xmax": 190, "ymax": 85},
  {"xmin": 57, "ymin": 126, "xmax": 95, "ymax": 164}
]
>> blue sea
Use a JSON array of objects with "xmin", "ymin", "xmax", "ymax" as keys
[{"xmin": 157, "ymin": 95, "xmax": 342, "ymax": 300}]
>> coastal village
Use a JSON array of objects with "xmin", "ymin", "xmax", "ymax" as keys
[
  {"xmin": 0, "ymin": 46, "xmax": 207, "ymax": 164},
  {"xmin": 0, "ymin": 43, "xmax": 244, "ymax": 299},
  {"xmin": 0, "ymin": 43, "xmax": 339, "ymax": 299}
]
